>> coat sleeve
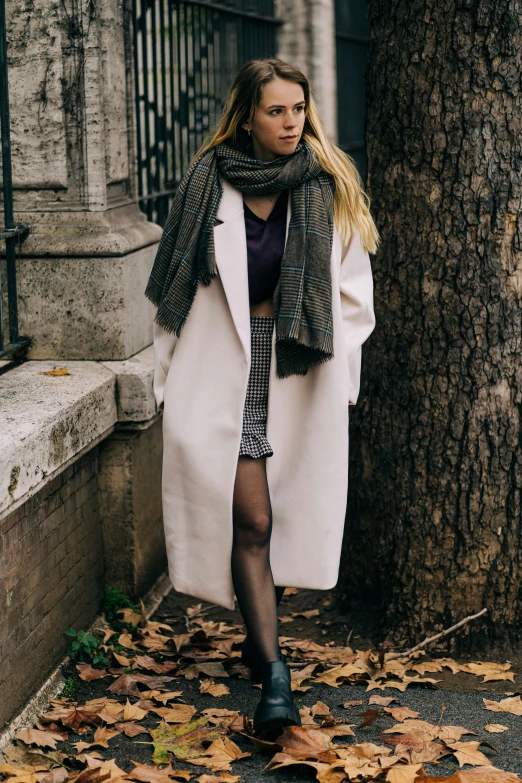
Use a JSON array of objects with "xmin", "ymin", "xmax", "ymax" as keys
[
  {"xmin": 339, "ymin": 228, "xmax": 376, "ymax": 406},
  {"xmin": 152, "ymin": 315, "xmax": 179, "ymax": 411}
]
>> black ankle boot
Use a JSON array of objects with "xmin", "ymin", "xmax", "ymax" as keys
[
  {"xmin": 241, "ymin": 636, "xmax": 286, "ymax": 682},
  {"xmin": 253, "ymin": 660, "xmax": 301, "ymax": 735}
]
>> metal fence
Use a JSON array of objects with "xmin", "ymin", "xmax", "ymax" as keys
[
  {"xmin": 0, "ymin": 0, "xmax": 31, "ymax": 360},
  {"xmin": 132, "ymin": 0, "xmax": 280, "ymax": 226},
  {"xmin": 335, "ymin": 0, "xmax": 370, "ymax": 184}
]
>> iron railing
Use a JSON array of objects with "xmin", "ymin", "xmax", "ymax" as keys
[
  {"xmin": 335, "ymin": 0, "xmax": 370, "ymax": 184},
  {"xmin": 132, "ymin": 0, "xmax": 280, "ymax": 225},
  {"xmin": 0, "ymin": 0, "xmax": 31, "ymax": 360}
]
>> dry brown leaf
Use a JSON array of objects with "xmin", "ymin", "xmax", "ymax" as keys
[
  {"xmin": 187, "ymin": 737, "xmax": 251, "ymax": 771},
  {"xmin": 112, "ymin": 653, "xmax": 131, "ymax": 667},
  {"xmin": 460, "ymin": 662, "xmax": 515, "ymax": 683},
  {"xmin": 139, "ymin": 690, "xmax": 183, "ymax": 704},
  {"xmin": 199, "ymin": 679, "xmax": 230, "ymax": 697},
  {"xmin": 195, "ymin": 776, "xmax": 240, "ymax": 783},
  {"xmin": 408, "ymin": 661, "xmax": 443, "ymax": 675},
  {"xmin": 368, "ymin": 695, "xmax": 397, "ymax": 706},
  {"xmin": 114, "ymin": 722, "xmax": 151, "ymax": 737},
  {"xmin": 117, "ymin": 608, "xmax": 142, "ymax": 626},
  {"xmin": 419, "ymin": 767, "xmax": 522, "ymax": 782},
  {"xmin": 42, "ymin": 368, "xmax": 70, "ymax": 376},
  {"xmin": 39, "ymin": 706, "xmax": 101, "ymax": 732},
  {"xmin": 122, "ymin": 699, "xmax": 148, "ymax": 722},
  {"xmin": 171, "ymin": 634, "xmax": 193, "ymax": 651},
  {"xmin": 311, "ymin": 701, "xmax": 332, "ymax": 717},
  {"xmin": 386, "ymin": 765, "xmax": 423, "ymax": 783},
  {"xmin": 15, "ymin": 729, "xmax": 64, "ymax": 750},
  {"xmin": 385, "ymin": 706, "xmax": 421, "ymax": 721},
  {"xmin": 39, "ymin": 769, "xmax": 68, "ymax": 783},
  {"xmin": 445, "ymin": 741, "xmax": 493, "ymax": 768},
  {"xmin": 108, "ymin": 673, "xmax": 175, "ymax": 697},
  {"xmin": 153, "ymin": 704, "xmax": 197, "ymax": 723},
  {"xmin": 0, "ymin": 764, "xmax": 51, "ymax": 783},
  {"xmin": 272, "ymin": 725, "xmax": 332, "ymax": 754},
  {"xmin": 356, "ymin": 708, "xmax": 380, "ymax": 728},
  {"xmin": 76, "ymin": 665, "xmax": 111, "ymax": 682},
  {"xmin": 366, "ymin": 679, "xmax": 409, "ymax": 693},
  {"xmin": 279, "ymin": 616, "xmax": 295, "ymax": 623},
  {"xmin": 483, "ymin": 696, "xmax": 522, "ymax": 716},
  {"xmin": 126, "ymin": 761, "xmax": 191, "ymax": 782},
  {"xmin": 180, "ymin": 663, "xmax": 229, "ymax": 680},
  {"xmin": 73, "ymin": 726, "xmax": 120, "ymax": 753},
  {"xmin": 313, "ymin": 663, "xmax": 366, "ymax": 687},
  {"xmin": 82, "ymin": 756, "xmax": 129, "ymax": 783},
  {"xmin": 484, "ymin": 724, "xmax": 509, "ymax": 733},
  {"xmin": 118, "ymin": 633, "xmax": 140, "ymax": 650},
  {"xmin": 132, "ymin": 656, "xmax": 177, "ymax": 675}
]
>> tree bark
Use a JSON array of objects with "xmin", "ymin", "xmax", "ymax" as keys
[{"xmin": 339, "ymin": 0, "xmax": 522, "ymax": 654}]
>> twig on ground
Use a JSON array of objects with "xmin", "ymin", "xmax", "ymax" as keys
[{"xmin": 385, "ymin": 607, "xmax": 488, "ymax": 662}]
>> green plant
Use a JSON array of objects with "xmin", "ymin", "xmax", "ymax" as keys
[
  {"xmin": 64, "ymin": 628, "xmax": 109, "ymax": 667},
  {"xmin": 58, "ymin": 676, "xmax": 78, "ymax": 698},
  {"xmin": 100, "ymin": 588, "xmax": 138, "ymax": 625}
]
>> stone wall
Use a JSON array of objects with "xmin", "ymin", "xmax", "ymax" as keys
[{"xmin": 0, "ymin": 448, "xmax": 104, "ymax": 726}]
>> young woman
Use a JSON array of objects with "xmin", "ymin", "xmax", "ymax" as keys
[{"xmin": 145, "ymin": 58, "xmax": 379, "ymax": 735}]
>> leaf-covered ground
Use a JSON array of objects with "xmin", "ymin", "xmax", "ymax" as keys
[{"xmin": 2, "ymin": 587, "xmax": 522, "ymax": 783}]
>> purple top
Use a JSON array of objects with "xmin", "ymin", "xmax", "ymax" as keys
[{"xmin": 243, "ymin": 190, "xmax": 289, "ymax": 305}]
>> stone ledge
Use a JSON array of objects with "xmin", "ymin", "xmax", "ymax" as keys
[
  {"xmin": 0, "ymin": 361, "xmax": 117, "ymax": 517},
  {"xmin": 100, "ymin": 344, "xmax": 157, "ymax": 422}
]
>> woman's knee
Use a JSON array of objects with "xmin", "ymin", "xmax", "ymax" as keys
[{"xmin": 233, "ymin": 510, "xmax": 272, "ymax": 548}]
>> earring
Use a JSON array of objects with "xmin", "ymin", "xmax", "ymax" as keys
[{"xmin": 247, "ymin": 128, "xmax": 251, "ymax": 135}]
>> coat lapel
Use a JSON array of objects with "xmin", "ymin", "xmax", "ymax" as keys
[
  {"xmin": 212, "ymin": 177, "xmax": 293, "ymax": 362},
  {"xmin": 213, "ymin": 178, "xmax": 251, "ymax": 360}
]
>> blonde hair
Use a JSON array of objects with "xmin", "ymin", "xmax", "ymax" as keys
[{"xmin": 194, "ymin": 58, "xmax": 380, "ymax": 255}]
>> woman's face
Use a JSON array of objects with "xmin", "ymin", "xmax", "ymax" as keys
[{"xmin": 242, "ymin": 77, "xmax": 306, "ymax": 161}]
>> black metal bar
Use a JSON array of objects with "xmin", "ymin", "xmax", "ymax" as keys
[
  {"xmin": 0, "ymin": 0, "xmax": 30, "ymax": 358},
  {"xmin": 133, "ymin": 0, "xmax": 278, "ymax": 224},
  {"xmin": 175, "ymin": 0, "xmax": 281, "ymax": 25}
]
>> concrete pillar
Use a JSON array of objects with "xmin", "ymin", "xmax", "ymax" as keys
[
  {"xmin": 2, "ymin": 0, "xmax": 162, "ymax": 360},
  {"xmin": 276, "ymin": 0, "xmax": 338, "ymax": 142}
]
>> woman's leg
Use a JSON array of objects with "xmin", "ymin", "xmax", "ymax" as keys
[{"xmin": 232, "ymin": 455, "xmax": 279, "ymax": 662}]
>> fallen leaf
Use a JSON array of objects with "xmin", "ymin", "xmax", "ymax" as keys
[
  {"xmin": 460, "ymin": 662, "xmax": 515, "ymax": 683},
  {"xmin": 385, "ymin": 706, "xmax": 420, "ymax": 721},
  {"xmin": 368, "ymin": 695, "xmax": 397, "ymax": 706},
  {"xmin": 73, "ymin": 726, "xmax": 120, "ymax": 752},
  {"xmin": 195, "ymin": 775, "xmax": 240, "ymax": 783},
  {"xmin": 179, "ymin": 663, "xmax": 229, "ymax": 680},
  {"xmin": 153, "ymin": 705, "xmax": 197, "ymax": 723},
  {"xmin": 114, "ymin": 722, "xmax": 151, "ymax": 737},
  {"xmin": 126, "ymin": 761, "xmax": 191, "ymax": 782},
  {"xmin": 150, "ymin": 717, "xmax": 226, "ymax": 765},
  {"xmin": 341, "ymin": 699, "xmax": 365, "ymax": 708},
  {"xmin": 386, "ymin": 765, "xmax": 423, "ymax": 783},
  {"xmin": 112, "ymin": 653, "xmax": 131, "ymax": 667},
  {"xmin": 15, "ymin": 729, "xmax": 64, "ymax": 750},
  {"xmin": 42, "ymin": 368, "xmax": 69, "ymax": 376},
  {"xmin": 132, "ymin": 656, "xmax": 177, "ymax": 675},
  {"xmin": 483, "ymin": 696, "xmax": 522, "ymax": 716},
  {"xmin": 139, "ymin": 690, "xmax": 183, "ymax": 704},
  {"xmin": 419, "ymin": 768, "xmax": 522, "ymax": 782},
  {"xmin": 311, "ymin": 702, "xmax": 331, "ymax": 717},
  {"xmin": 187, "ymin": 737, "xmax": 251, "ymax": 771},
  {"xmin": 199, "ymin": 680, "xmax": 230, "ymax": 697},
  {"xmin": 445, "ymin": 741, "xmax": 493, "ymax": 768},
  {"xmin": 356, "ymin": 708, "xmax": 380, "ymax": 728},
  {"xmin": 484, "ymin": 724, "xmax": 509, "ymax": 733},
  {"xmin": 122, "ymin": 699, "xmax": 148, "ymax": 722},
  {"xmin": 76, "ymin": 665, "xmax": 111, "ymax": 682}
]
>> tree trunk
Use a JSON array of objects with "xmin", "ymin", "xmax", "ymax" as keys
[{"xmin": 339, "ymin": 0, "xmax": 522, "ymax": 654}]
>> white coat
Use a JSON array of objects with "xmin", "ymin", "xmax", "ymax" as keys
[{"xmin": 152, "ymin": 177, "xmax": 376, "ymax": 610}]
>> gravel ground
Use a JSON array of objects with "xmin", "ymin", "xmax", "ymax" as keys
[{"xmin": 44, "ymin": 586, "xmax": 522, "ymax": 782}]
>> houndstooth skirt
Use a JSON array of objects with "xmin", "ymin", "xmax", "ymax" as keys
[{"xmin": 239, "ymin": 316, "xmax": 274, "ymax": 459}]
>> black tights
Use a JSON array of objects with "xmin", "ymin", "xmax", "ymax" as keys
[{"xmin": 232, "ymin": 456, "xmax": 285, "ymax": 662}]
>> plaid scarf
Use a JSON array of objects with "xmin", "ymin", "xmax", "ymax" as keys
[{"xmin": 144, "ymin": 140, "xmax": 335, "ymax": 378}]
